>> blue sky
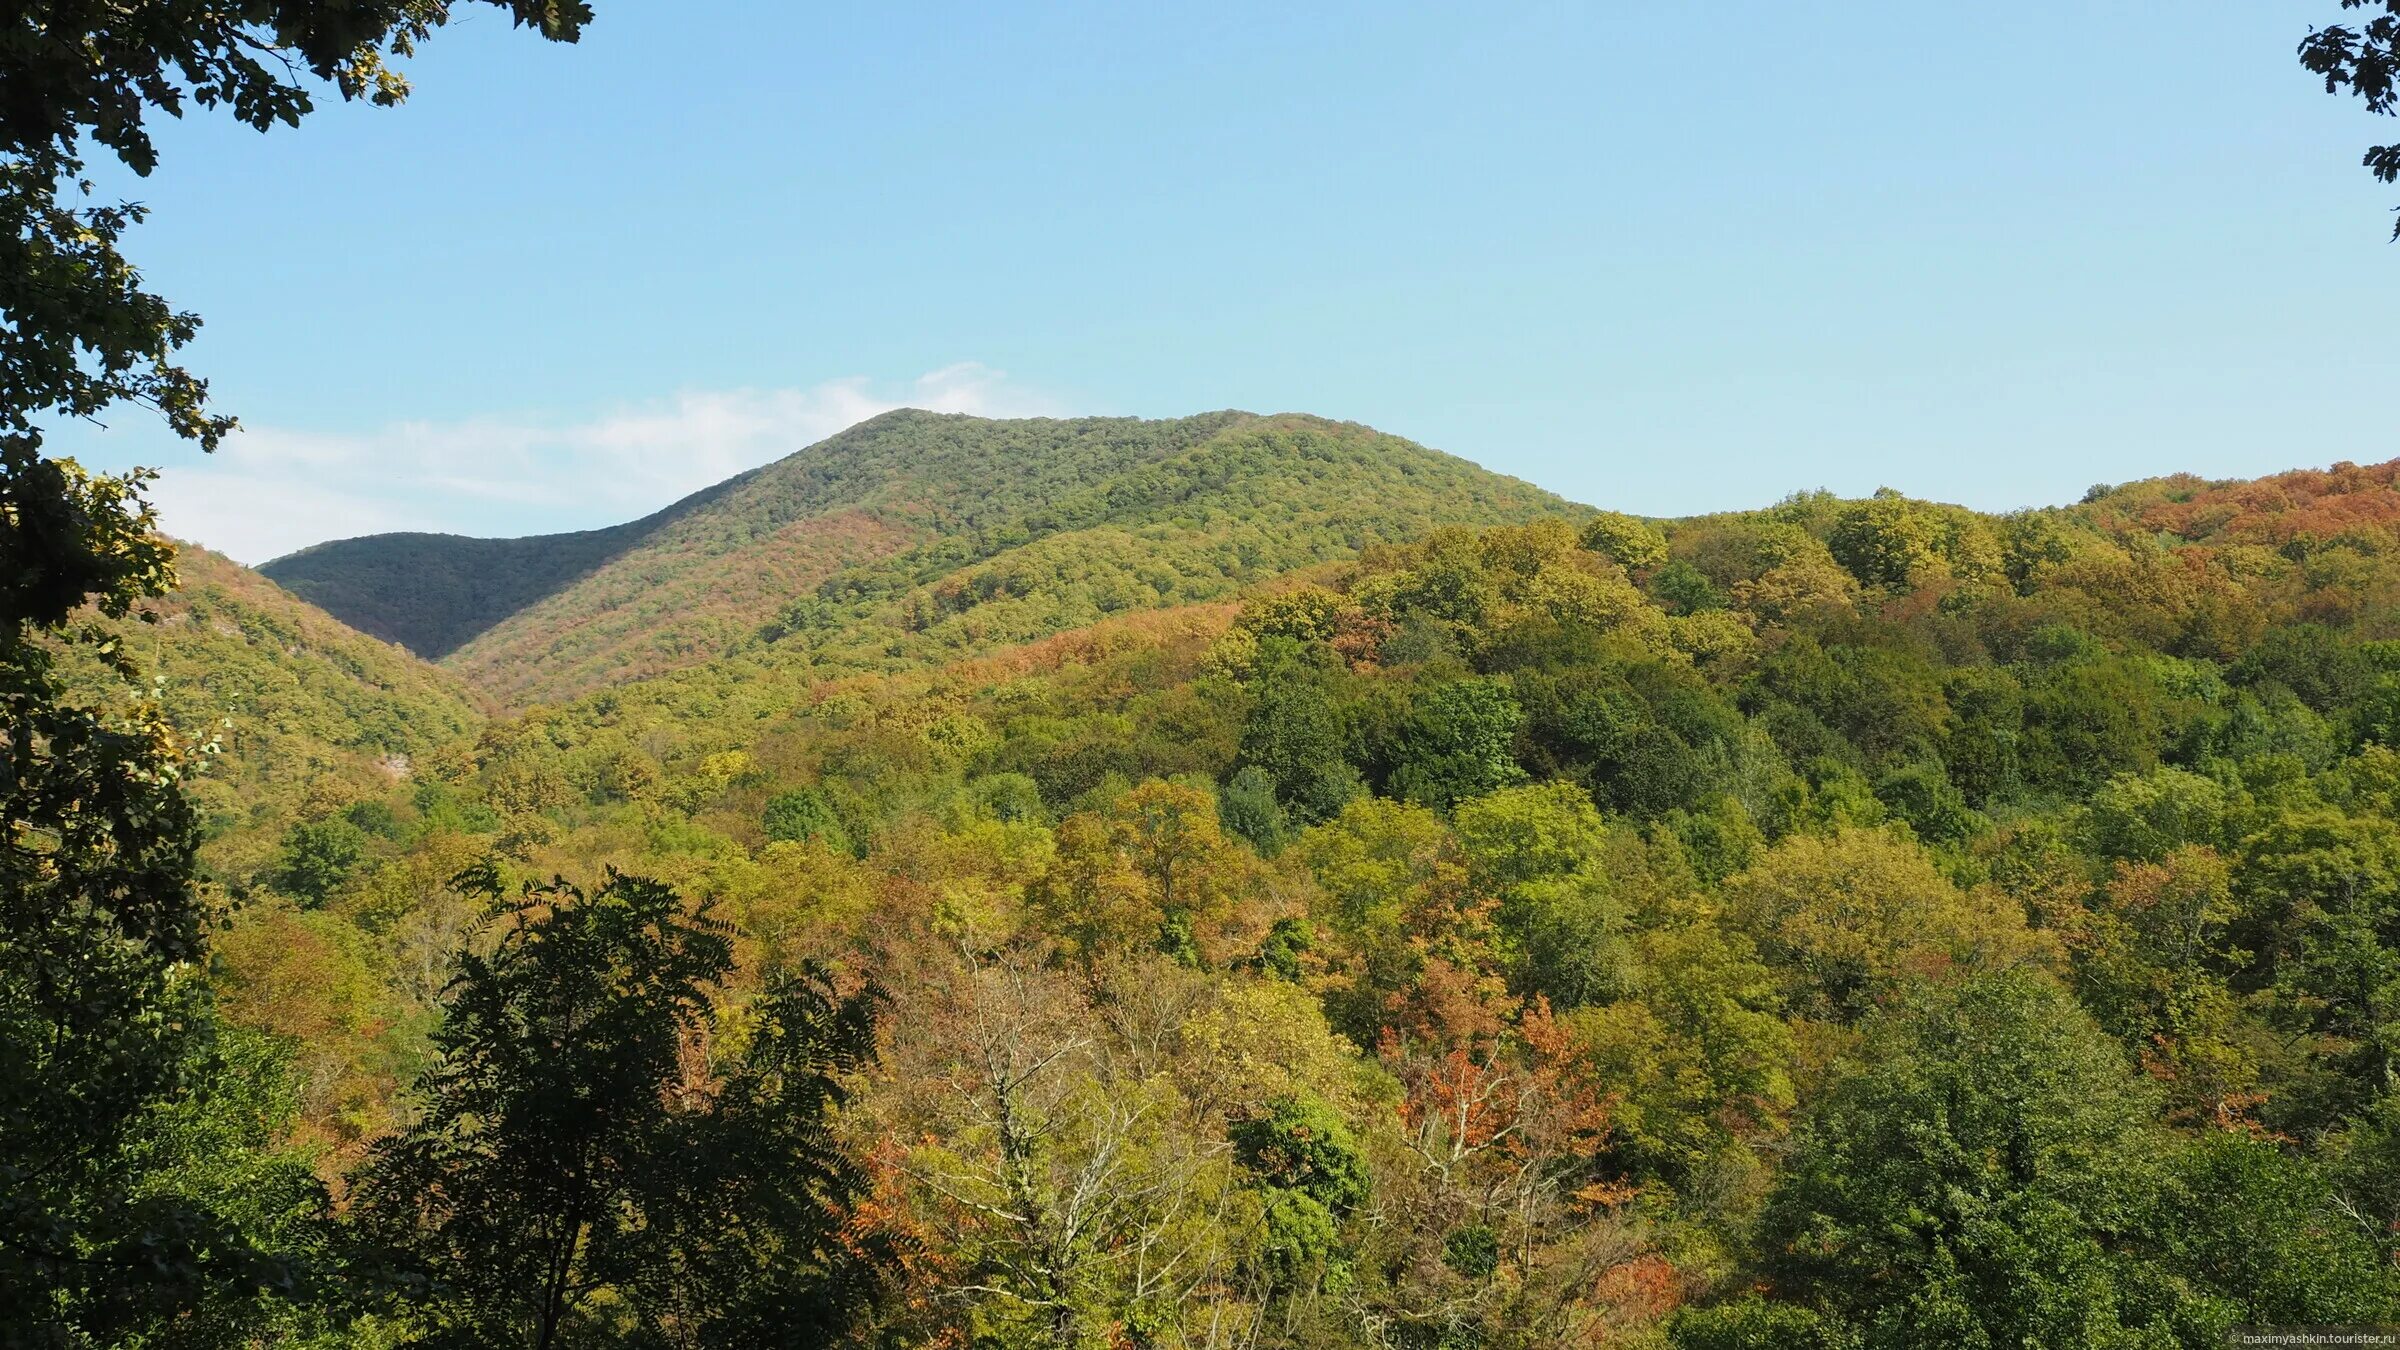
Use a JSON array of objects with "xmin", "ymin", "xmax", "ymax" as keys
[{"xmin": 49, "ymin": 1, "xmax": 2400, "ymax": 562}]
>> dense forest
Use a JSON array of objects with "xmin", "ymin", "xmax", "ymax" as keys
[
  {"xmin": 57, "ymin": 441, "xmax": 2400, "ymax": 1346},
  {"xmin": 13, "ymin": 4, "xmax": 2400, "ymax": 1347}
]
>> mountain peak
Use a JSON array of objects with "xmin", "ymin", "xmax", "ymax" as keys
[{"xmin": 262, "ymin": 411, "xmax": 1573, "ymax": 705}]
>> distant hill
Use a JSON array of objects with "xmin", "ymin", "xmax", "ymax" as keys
[
  {"xmin": 258, "ymin": 480, "xmax": 749, "ymax": 660},
  {"xmin": 266, "ymin": 410, "xmax": 1577, "ymax": 707},
  {"xmin": 2078, "ymin": 458, "xmax": 2400, "ymax": 548}
]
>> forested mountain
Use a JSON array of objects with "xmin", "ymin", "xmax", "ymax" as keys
[
  {"xmin": 149, "ymin": 445, "xmax": 2400, "ymax": 1345},
  {"xmin": 263, "ymin": 410, "xmax": 1572, "ymax": 706}
]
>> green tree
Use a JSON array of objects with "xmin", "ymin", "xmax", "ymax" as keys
[
  {"xmin": 275, "ymin": 815, "xmax": 370, "ymax": 906},
  {"xmin": 1235, "ymin": 637, "xmax": 1361, "ymax": 824},
  {"xmin": 1577, "ymin": 511, "xmax": 1669, "ymax": 571},
  {"xmin": 1452, "ymin": 781, "xmax": 1630, "ymax": 1005},
  {"xmin": 351, "ymin": 867, "xmax": 890, "ymax": 1348},
  {"xmin": 2, "ymin": 8, "xmax": 587, "ymax": 1337},
  {"xmin": 1295, "ymin": 796, "xmax": 1483, "ymax": 1043},
  {"xmin": 1872, "ymin": 760, "xmax": 1981, "ymax": 846},
  {"xmin": 2230, "ymin": 807, "xmax": 2400, "ymax": 1125},
  {"xmin": 763, "ymin": 785, "xmax": 851, "ymax": 851},
  {"xmin": 1388, "ymin": 676, "xmax": 1528, "ymax": 810},
  {"xmin": 1724, "ymin": 826, "xmax": 2029, "ymax": 1021},
  {"xmin": 1229, "ymin": 1095, "xmax": 1370, "ymax": 1291},
  {"xmin": 1, "ymin": 469, "xmax": 314, "ymax": 1336},
  {"xmin": 2081, "ymin": 768, "xmax": 2233, "ymax": 864},
  {"xmin": 2022, "ymin": 657, "xmax": 2169, "ymax": 794},
  {"xmin": 1671, "ymin": 1296, "xmax": 1856, "ymax": 1350},
  {"xmin": 1217, "ymin": 763, "xmax": 1289, "ymax": 855},
  {"xmin": 1827, "ymin": 491, "xmax": 1947, "ymax": 591},
  {"xmin": 2136, "ymin": 1129, "xmax": 2400, "ymax": 1331},
  {"xmin": 1752, "ymin": 973, "xmax": 2170, "ymax": 1348},
  {"xmin": 2323, "ymin": 1090, "xmax": 2400, "ymax": 1270},
  {"xmin": 105, "ymin": 1027, "xmax": 347, "ymax": 1347}
]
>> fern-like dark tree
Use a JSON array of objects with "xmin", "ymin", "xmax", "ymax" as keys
[{"xmin": 351, "ymin": 867, "xmax": 893, "ymax": 1349}]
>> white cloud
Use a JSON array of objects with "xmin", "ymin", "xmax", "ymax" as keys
[{"xmin": 132, "ymin": 364, "xmax": 1062, "ymax": 564}]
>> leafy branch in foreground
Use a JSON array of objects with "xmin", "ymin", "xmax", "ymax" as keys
[{"xmin": 2300, "ymin": 0, "xmax": 2400, "ymax": 235}]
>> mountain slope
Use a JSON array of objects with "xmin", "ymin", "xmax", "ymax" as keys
[
  {"xmin": 738, "ymin": 413, "xmax": 1580, "ymax": 670},
  {"xmin": 57, "ymin": 544, "xmax": 486, "ymax": 871},
  {"xmin": 128, "ymin": 545, "xmax": 482, "ymax": 763},
  {"xmin": 437, "ymin": 411, "xmax": 1263, "ymax": 703},
  {"xmin": 257, "ymin": 479, "xmax": 749, "ymax": 659},
  {"xmin": 260, "ymin": 410, "xmax": 1251, "ymax": 663},
  {"xmin": 269, "ymin": 410, "xmax": 1577, "ymax": 708}
]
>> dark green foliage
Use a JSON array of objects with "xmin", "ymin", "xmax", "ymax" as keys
[
  {"xmin": 103, "ymin": 1027, "xmax": 345, "ymax": 1347},
  {"xmin": 350, "ymin": 867, "xmax": 890, "ymax": 1347},
  {"xmin": 1253, "ymin": 916, "xmax": 1314, "ymax": 980},
  {"xmin": 968, "ymin": 771, "xmax": 1047, "ymax": 823},
  {"xmin": 2233, "ymin": 623, "xmax": 2371, "ymax": 713},
  {"xmin": 1749, "ymin": 637, "xmax": 1947, "ymax": 768},
  {"xmin": 1218, "ymin": 763, "xmax": 1290, "ymax": 854},
  {"xmin": 1734, "ymin": 968, "xmax": 2396, "ymax": 1343},
  {"xmin": 1441, "ymin": 1224, "xmax": 1499, "ymax": 1279},
  {"xmin": 1872, "ymin": 761, "xmax": 1979, "ymax": 846},
  {"xmin": 1156, "ymin": 908, "xmax": 1203, "ymax": 967},
  {"xmin": 2353, "ymin": 671, "xmax": 2400, "ymax": 746},
  {"xmin": 1513, "ymin": 661, "xmax": 1733, "ymax": 817},
  {"xmin": 763, "ymin": 785, "xmax": 850, "ymax": 850},
  {"xmin": 1939, "ymin": 668, "xmax": 2025, "ymax": 805},
  {"xmin": 2297, "ymin": 4, "xmax": 2400, "ymax": 237},
  {"xmin": 1231, "ymin": 1096, "xmax": 1369, "ymax": 1214},
  {"xmin": 2134, "ymin": 1130, "xmax": 2400, "ymax": 1331},
  {"xmin": 2, "ymin": 572, "xmax": 311, "ymax": 1340},
  {"xmin": 1649, "ymin": 559, "xmax": 1725, "ymax": 614},
  {"xmin": 1238, "ymin": 639, "xmax": 1363, "ymax": 824},
  {"xmin": 1754, "ymin": 973, "xmax": 2170, "ymax": 1347},
  {"xmin": 1670, "ymin": 1297, "xmax": 1857, "ymax": 1350},
  {"xmin": 2022, "ymin": 657, "xmax": 2169, "ymax": 793},
  {"xmin": 2323, "ymin": 1091, "xmax": 2400, "ymax": 1270},
  {"xmin": 1234, "ymin": 1096, "xmax": 1369, "ymax": 1291},
  {"xmin": 1, "ymin": 7, "xmax": 575, "ymax": 1340},
  {"xmin": 275, "ymin": 816, "xmax": 369, "ymax": 905},
  {"xmin": 1388, "ymin": 677, "xmax": 1528, "ymax": 810},
  {"xmin": 264, "ymin": 521, "xmax": 674, "ymax": 658}
]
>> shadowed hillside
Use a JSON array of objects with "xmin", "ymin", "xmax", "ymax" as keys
[{"xmin": 257, "ymin": 476, "xmax": 753, "ymax": 659}]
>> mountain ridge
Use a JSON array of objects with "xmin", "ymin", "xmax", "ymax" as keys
[
  {"xmin": 264, "ymin": 409, "xmax": 1578, "ymax": 707},
  {"xmin": 258, "ymin": 465, "xmax": 759, "ymax": 659}
]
